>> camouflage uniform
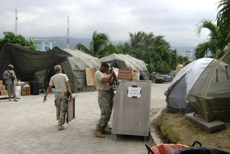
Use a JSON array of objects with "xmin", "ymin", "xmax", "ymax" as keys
[
  {"xmin": 96, "ymin": 91, "xmax": 113, "ymax": 130},
  {"xmin": 94, "ymin": 65, "xmax": 115, "ymax": 137},
  {"xmin": 3, "ymin": 69, "xmax": 16, "ymax": 99},
  {"xmin": 48, "ymin": 69, "xmax": 70, "ymax": 127},
  {"xmin": 55, "ymin": 91, "xmax": 68, "ymax": 126}
]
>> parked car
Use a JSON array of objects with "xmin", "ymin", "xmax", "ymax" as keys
[
  {"xmin": 163, "ymin": 74, "xmax": 172, "ymax": 82},
  {"xmin": 155, "ymin": 75, "xmax": 164, "ymax": 83}
]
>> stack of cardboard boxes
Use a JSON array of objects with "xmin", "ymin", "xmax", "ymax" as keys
[
  {"xmin": 26, "ymin": 86, "xmax": 31, "ymax": 95},
  {"xmin": 0, "ymin": 80, "xmax": 31, "ymax": 97},
  {"xmin": 0, "ymin": 80, "xmax": 8, "ymax": 96},
  {"xmin": 20, "ymin": 81, "xmax": 31, "ymax": 96},
  {"xmin": 118, "ymin": 69, "xmax": 139, "ymax": 80}
]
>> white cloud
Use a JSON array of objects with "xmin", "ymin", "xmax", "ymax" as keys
[{"xmin": 0, "ymin": 0, "xmax": 220, "ymax": 47}]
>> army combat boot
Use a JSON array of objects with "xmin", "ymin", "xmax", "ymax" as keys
[
  {"xmin": 101, "ymin": 129, "xmax": 112, "ymax": 134},
  {"xmin": 58, "ymin": 125, "xmax": 64, "ymax": 131},
  {"xmin": 94, "ymin": 129, "xmax": 105, "ymax": 138}
]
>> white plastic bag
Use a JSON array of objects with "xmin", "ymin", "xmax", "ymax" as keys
[{"xmin": 15, "ymin": 86, "xmax": 21, "ymax": 98}]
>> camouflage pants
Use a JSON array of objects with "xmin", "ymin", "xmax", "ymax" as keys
[
  {"xmin": 6, "ymin": 84, "xmax": 16, "ymax": 98},
  {"xmin": 55, "ymin": 91, "xmax": 67, "ymax": 126},
  {"xmin": 96, "ymin": 90, "xmax": 114, "ymax": 130}
]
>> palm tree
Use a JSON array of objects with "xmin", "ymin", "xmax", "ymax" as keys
[
  {"xmin": 195, "ymin": 42, "xmax": 210, "ymax": 58},
  {"xmin": 195, "ymin": 19, "xmax": 230, "ymax": 58},
  {"xmin": 75, "ymin": 31, "xmax": 109, "ymax": 58},
  {"xmin": 128, "ymin": 31, "xmax": 175, "ymax": 73},
  {"xmin": 129, "ymin": 31, "xmax": 159, "ymax": 52},
  {"xmin": 217, "ymin": 0, "xmax": 230, "ymax": 28}
]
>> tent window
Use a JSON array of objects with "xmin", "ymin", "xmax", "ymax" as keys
[
  {"xmin": 225, "ymin": 66, "xmax": 229, "ymax": 80},
  {"xmin": 216, "ymin": 69, "xmax": 218, "ymax": 82}
]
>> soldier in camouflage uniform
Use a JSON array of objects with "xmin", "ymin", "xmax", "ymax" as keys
[
  {"xmin": 43, "ymin": 65, "xmax": 72, "ymax": 131},
  {"xmin": 3, "ymin": 64, "xmax": 17, "ymax": 101},
  {"xmin": 94, "ymin": 62, "xmax": 115, "ymax": 138}
]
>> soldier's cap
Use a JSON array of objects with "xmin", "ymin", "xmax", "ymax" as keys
[
  {"xmin": 8, "ymin": 64, "xmax": 14, "ymax": 68},
  {"xmin": 54, "ymin": 65, "xmax": 62, "ymax": 71}
]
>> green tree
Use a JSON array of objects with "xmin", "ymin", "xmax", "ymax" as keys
[
  {"xmin": 118, "ymin": 31, "xmax": 185, "ymax": 74},
  {"xmin": 103, "ymin": 43, "xmax": 121, "ymax": 56},
  {"xmin": 116, "ymin": 42, "xmax": 131, "ymax": 54},
  {"xmin": 75, "ymin": 31, "xmax": 110, "ymax": 58},
  {"xmin": 195, "ymin": 19, "xmax": 230, "ymax": 58},
  {"xmin": 217, "ymin": 0, "xmax": 230, "ymax": 29},
  {"xmin": 0, "ymin": 32, "xmax": 35, "ymax": 50}
]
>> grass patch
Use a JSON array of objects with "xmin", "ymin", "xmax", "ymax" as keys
[{"xmin": 157, "ymin": 109, "xmax": 230, "ymax": 150}]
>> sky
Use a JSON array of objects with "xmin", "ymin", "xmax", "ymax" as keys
[{"xmin": 0, "ymin": 0, "xmax": 220, "ymax": 47}]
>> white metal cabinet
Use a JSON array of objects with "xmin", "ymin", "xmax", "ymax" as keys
[{"xmin": 112, "ymin": 80, "xmax": 151, "ymax": 137}]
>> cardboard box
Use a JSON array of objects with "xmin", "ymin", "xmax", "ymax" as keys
[
  {"xmin": 0, "ymin": 85, "xmax": 6, "ymax": 90},
  {"xmin": 26, "ymin": 90, "xmax": 31, "ymax": 95},
  {"xmin": 21, "ymin": 87, "xmax": 26, "ymax": 96},
  {"xmin": 118, "ymin": 69, "xmax": 138, "ymax": 80},
  {"xmin": 24, "ymin": 81, "xmax": 29, "ymax": 84},
  {"xmin": 0, "ymin": 80, "xmax": 3, "ymax": 85},
  {"xmin": 26, "ymin": 86, "xmax": 31, "ymax": 92},
  {"xmin": 25, "ymin": 86, "xmax": 31, "ymax": 95},
  {"xmin": 21, "ymin": 87, "xmax": 26, "ymax": 92},
  {"xmin": 131, "ymin": 70, "xmax": 138, "ymax": 80},
  {"xmin": 0, "ymin": 90, "xmax": 8, "ymax": 96},
  {"xmin": 21, "ymin": 91, "xmax": 27, "ymax": 96},
  {"xmin": 86, "ymin": 68, "xmax": 96, "ymax": 86}
]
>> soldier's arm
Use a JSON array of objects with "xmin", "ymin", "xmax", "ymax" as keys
[
  {"xmin": 43, "ymin": 85, "xmax": 52, "ymax": 103},
  {"xmin": 3, "ymin": 72, "xmax": 9, "ymax": 79},
  {"xmin": 101, "ymin": 71, "xmax": 115, "ymax": 83},
  {"xmin": 109, "ymin": 76, "xmax": 115, "ymax": 86},
  {"xmin": 65, "ymin": 81, "xmax": 72, "ymax": 99}
]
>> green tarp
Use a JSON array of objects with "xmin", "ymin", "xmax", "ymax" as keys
[
  {"xmin": 0, "ymin": 44, "xmax": 100, "ymax": 93},
  {"xmin": 0, "ymin": 43, "xmax": 70, "ymax": 81}
]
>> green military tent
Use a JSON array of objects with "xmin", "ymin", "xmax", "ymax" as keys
[
  {"xmin": 0, "ymin": 44, "xmax": 100, "ymax": 93},
  {"xmin": 99, "ymin": 53, "xmax": 150, "ymax": 80}
]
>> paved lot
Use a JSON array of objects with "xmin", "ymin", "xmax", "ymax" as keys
[{"xmin": 0, "ymin": 83, "xmax": 169, "ymax": 154}]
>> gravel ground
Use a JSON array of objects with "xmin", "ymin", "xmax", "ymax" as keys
[{"xmin": 0, "ymin": 82, "xmax": 170, "ymax": 154}]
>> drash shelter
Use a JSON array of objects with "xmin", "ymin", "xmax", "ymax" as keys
[{"xmin": 99, "ymin": 53, "xmax": 150, "ymax": 80}]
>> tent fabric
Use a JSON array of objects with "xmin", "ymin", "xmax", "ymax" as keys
[
  {"xmin": 0, "ymin": 44, "xmax": 101, "ymax": 93},
  {"xmin": 0, "ymin": 43, "xmax": 70, "ymax": 81},
  {"xmin": 189, "ymin": 57, "xmax": 230, "ymax": 98},
  {"xmin": 60, "ymin": 49, "xmax": 100, "ymax": 92},
  {"xmin": 165, "ymin": 58, "xmax": 213, "ymax": 113},
  {"xmin": 188, "ymin": 50, "xmax": 230, "ymax": 122},
  {"xmin": 167, "ymin": 58, "xmax": 213, "ymax": 97},
  {"xmin": 99, "ymin": 53, "xmax": 149, "ymax": 79},
  {"xmin": 63, "ymin": 49, "xmax": 100, "ymax": 70},
  {"xmin": 166, "ymin": 50, "xmax": 230, "ymax": 121},
  {"xmin": 167, "ymin": 76, "xmax": 187, "ymax": 110}
]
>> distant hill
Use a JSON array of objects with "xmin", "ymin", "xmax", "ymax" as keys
[{"xmin": 33, "ymin": 36, "xmax": 195, "ymax": 59}]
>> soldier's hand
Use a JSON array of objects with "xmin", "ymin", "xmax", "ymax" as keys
[
  {"xmin": 43, "ymin": 96, "xmax": 47, "ymax": 103},
  {"xmin": 70, "ymin": 95, "xmax": 73, "ymax": 100},
  {"xmin": 111, "ymin": 70, "xmax": 115, "ymax": 76}
]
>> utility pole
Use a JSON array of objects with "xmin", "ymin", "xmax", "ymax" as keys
[
  {"xmin": 67, "ymin": 16, "xmax": 70, "ymax": 49},
  {"xmin": 15, "ymin": 8, "xmax": 18, "ymax": 35}
]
